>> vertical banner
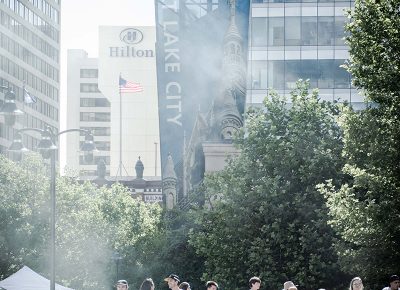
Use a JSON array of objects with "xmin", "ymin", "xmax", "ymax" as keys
[
  {"xmin": 155, "ymin": 0, "xmax": 250, "ymax": 196},
  {"xmin": 155, "ymin": 0, "xmax": 184, "ymax": 186}
]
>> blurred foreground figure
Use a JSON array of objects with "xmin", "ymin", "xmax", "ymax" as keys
[
  {"xmin": 349, "ymin": 277, "xmax": 363, "ymax": 290},
  {"xmin": 116, "ymin": 280, "xmax": 129, "ymax": 290},
  {"xmin": 382, "ymin": 275, "xmax": 400, "ymax": 290}
]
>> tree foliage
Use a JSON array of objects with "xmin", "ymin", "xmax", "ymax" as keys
[
  {"xmin": 320, "ymin": 0, "xmax": 400, "ymax": 287},
  {"xmin": 344, "ymin": 0, "xmax": 400, "ymax": 106},
  {"xmin": 0, "ymin": 153, "xmax": 162, "ymax": 290},
  {"xmin": 190, "ymin": 81, "xmax": 347, "ymax": 290}
]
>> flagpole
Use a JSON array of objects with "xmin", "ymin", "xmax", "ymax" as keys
[
  {"xmin": 116, "ymin": 74, "xmax": 123, "ymax": 180},
  {"xmin": 116, "ymin": 75, "xmax": 129, "ymax": 180}
]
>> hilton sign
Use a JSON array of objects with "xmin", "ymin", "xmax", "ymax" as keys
[{"xmin": 109, "ymin": 28, "xmax": 155, "ymax": 58}]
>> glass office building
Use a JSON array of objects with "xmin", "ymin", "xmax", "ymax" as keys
[
  {"xmin": 0, "ymin": 0, "xmax": 60, "ymax": 155},
  {"xmin": 247, "ymin": 0, "xmax": 363, "ymax": 108}
]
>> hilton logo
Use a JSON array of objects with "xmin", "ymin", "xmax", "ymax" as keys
[
  {"xmin": 109, "ymin": 28, "xmax": 154, "ymax": 58},
  {"xmin": 120, "ymin": 28, "xmax": 143, "ymax": 44}
]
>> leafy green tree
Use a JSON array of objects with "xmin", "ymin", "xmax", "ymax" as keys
[
  {"xmin": 190, "ymin": 81, "xmax": 347, "ymax": 290},
  {"xmin": 130, "ymin": 203, "xmax": 206, "ymax": 290},
  {"xmin": 320, "ymin": 105, "xmax": 400, "ymax": 288},
  {"xmin": 320, "ymin": 0, "xmax": 400, "ymax": 287},
  {"xmin": 0, "ymin": 153, "xmax": 48, "ymax": 278},
  {"xmin": 344, "ymin": 0, "xmax": 400, "ymax": 106},
  {"xmin": 0, "ymin": 153, "xmax": 163, "ymax": 290}
]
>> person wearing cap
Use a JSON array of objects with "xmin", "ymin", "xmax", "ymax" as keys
[
  {"xmin": 249, "ymin": 276, "xmax": 261, "ymax": 290},
  {"xmin": 116, "ymin": 279, "xmax": 129, "ymax": 290},
  {"xmin": 382, "ymin": 275, "xmax": 400, "ymax": 290},
  {"xmin": 164, "ymin": 274, "xmax": 181, "ymax": 290},
  {"xmin": 179, "ymin": 282, "xmax": 191, "ymax": 290},
  {"xmin": 205, "ymin": 281, "xmax": 218, "ymax": 290}
]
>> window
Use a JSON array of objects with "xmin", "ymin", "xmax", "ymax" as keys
[
  {"xmin": 285, "ymin": 17, "xmax": 301, "ymax": 45},
  {"xmin": 80, "ymin": 69, "xmax": 98, "ymax": 78},
  {"xmin": 80, "ymin": 98, "xmax": 110, "ymax": 107},
  {"xmin": 80, "ymin": 142, "xmax": 110, "ymax": 153},
  {"xmin": 302, "ymin": 17, "xmax": 317, "ymax": 45},
  {"xmin": 252, "ymin": 17, "xmax": 268, "ymax": 46},
  {"xmin": 318, "ymin": 60, "xmax": 335, "ymax": 88},
  {"xmin": 268, "ymin": 60, "xmax": 285, "ymax": 89},
  {"xmin": 334, "ymin": 59, "xmax": 350, "ymax": 88},
  {"xmin": 318, "ymin": 17, "xmax": 334, "ymax": 45},
  {"xmin": 80, "ymin": 83, "xmax": 100, "ymax": 93},
  {"xmin": 335, "ymin": 17, "xmax": 347, "ymax": 45},
  {"xmin": 269, "ymin": 17, "xmax": 284, "ymax": 46},
  {"xmin": 80, "ymin": 155, "xmax": 110, "ymax": 165},
  {"xmin": 80, "ymin": 112, "xmax": 110, "ymax": 122}
]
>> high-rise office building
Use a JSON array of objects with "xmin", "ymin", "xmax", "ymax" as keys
[
  {"xmin": 0, "ymin": 0, "xmax": 60, "ymax": 155},
  {"xmin": 247, "ymin": 0, "xmax": 362, "ymax": 109}
]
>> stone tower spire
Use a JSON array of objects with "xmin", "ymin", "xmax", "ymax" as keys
[
  {"xmin": 162, "ymin": 153, "xmax": 177, "ymax": 209},
  {"xmin": 211, "ymin": 0, "xmax": 245, "ymax": 141}
]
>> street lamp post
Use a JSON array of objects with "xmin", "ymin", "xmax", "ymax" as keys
[
  {"xmin": 111, "ymin": 251, "xmax": 123, "ymax": 282},
  {"xmin": 8, "ymin": 126, "xmax": 97, "ymax": 290}
]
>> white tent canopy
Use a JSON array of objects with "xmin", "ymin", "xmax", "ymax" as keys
[{"xmin": 0, "ymin": 266, "xmax": 74, "ymax": 290}]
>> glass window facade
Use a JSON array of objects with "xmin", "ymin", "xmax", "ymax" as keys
[
  {"xmin": 248, "ymin": 0, "xmax": 360, "ymax": 106},
  {"xmin": 251, "ymin": 59, "xmax": 349, "ymax": 89}
]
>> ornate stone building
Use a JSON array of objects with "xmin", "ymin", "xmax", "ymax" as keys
[
  {"xmin": 181, "ymin": 0, "xmax": 245, "ymax": 199},
  {"xmin": 80, "ymin": 157, "xmax": 163, "ymax": 204}
]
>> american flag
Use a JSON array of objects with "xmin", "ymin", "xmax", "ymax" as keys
[{"xmin": 119, "ymin": 76, "xmax": 143, "ymax": 93}]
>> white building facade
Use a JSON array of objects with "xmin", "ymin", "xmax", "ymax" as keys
[
  {"xmin": 66, "ymin": 50, "xmax": 111, "ymax": 176},
  {"xmin": 65, "ymin": 26, "xmax": 160, "ymax": 177}
]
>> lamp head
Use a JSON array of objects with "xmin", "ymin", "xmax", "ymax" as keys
[
  {"xmin": 37, "ymin": 129, "xmax": 57, "ymax": 151},
  {"xmin": 80, "ymin": 132, "xmax": 97, "ymax": 152},
  {"xmin": 0, "ymin": 88, "xmax": 23, "ymax": 115},
  {"xmin": 8, "ymin": 133, "xmax": 29, "ymax": 153}
]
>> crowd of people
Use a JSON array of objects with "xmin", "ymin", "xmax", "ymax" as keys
[{"xmin": 114, "ymin": 273, "xmax": 400, "ymax": 290}]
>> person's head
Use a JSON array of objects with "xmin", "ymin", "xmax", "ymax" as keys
[
  {"xmin": 116, "ymin": 280, "xmax": 129, "ymax": 290},
  {"xmin": 283, "ymin": 281, "xmax": 295, "ymax": 290},
  {"xmin": 180, "ymin": 282, "xmax": 191, "ymax": 290},
  {"xmin": 164, "ymin": 274, "xmax": 180, "ymax": 290},
  {"xmin": 349, "ymin": 277, "xmax": 363, "ymax": 290},
  {"xmin": 249, "ymin": 277, "xmax": 261, "ymax": 290},
  {"xmin": 206, "ymin": 281, "xmax": 219, "ymax": 290},
  {"xmin": 389, "ymin": 275, "xmax": 400, "ymax": 290},
  {"xmin": 140, "ymin": 278, "xmax": 155, "ymax": 290}
]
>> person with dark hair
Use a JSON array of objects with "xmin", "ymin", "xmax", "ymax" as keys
[
  {"xmin": 283, "ymin": 281, "xmax": 296, "ymax": 290},
  {"xmin": 205, "ymin": 281, "xmax": 218, "ymax": 290},
  {"xmin": 116, "ymin": 280, "xmax": 129, "ymax": 290},
  {"xmin": 179, "ymin": 282, "xmax": 191, "ymax": 290},
  {"xmin": 382, "ymin": 275, "xmax": 400, "ymax": 290},
  {"xmin": 140, "ymin": 278, "xmax": 155, "ymax": 290},
  {"xmin": 349, "ymin": 277, "xmax": 363, "ymax": 290},
  {"xmin": 249, "ymin": 277, "xmax": 261, "ymax": 290},
  {"xmin": 164, "ymin": 274, "xmax": 181, "ymax": 290}
]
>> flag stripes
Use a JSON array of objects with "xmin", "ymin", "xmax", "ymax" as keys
[{"xmin": 119, "ymin": 76, "xmax": 143, "ymax": 93}]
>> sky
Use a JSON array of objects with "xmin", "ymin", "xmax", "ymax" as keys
[{"xmin": 59, "ymin": 0, "xmax": 155, "ymax": 170}]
